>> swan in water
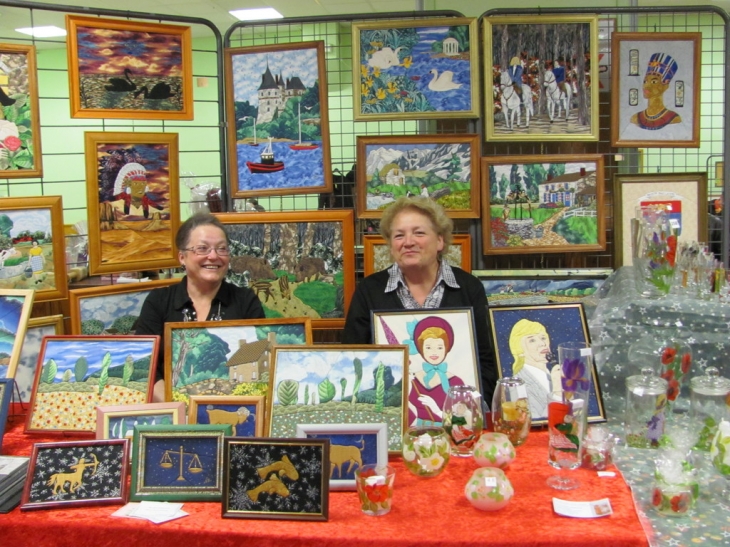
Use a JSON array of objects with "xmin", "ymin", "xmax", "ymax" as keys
[{"xmin": 427, "ymin": 69, "xmax": 462, "ymax": 92}]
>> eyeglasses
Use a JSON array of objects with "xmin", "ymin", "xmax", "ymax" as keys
[{"xmin": 183, "ymin": 245, "xmax": 231, "ymax": 256}]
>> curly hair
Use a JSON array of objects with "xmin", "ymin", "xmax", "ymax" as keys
[{"xmin": 379, "ymin": 197, "xmax": 453, "ymax": 258}]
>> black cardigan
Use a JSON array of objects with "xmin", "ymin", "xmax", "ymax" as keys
[{"xmin": 342, "ymin": 267, "xmax": 497, "ymax": 404}]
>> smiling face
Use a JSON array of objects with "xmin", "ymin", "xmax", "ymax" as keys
[
  {"xmin": 422, "ymin": 336, "xmax": 447, "ymax": 365},
  {"xmin": 178, "ymin": 224, "xmax": 230, "ymax": 289},
  {"xmin": 521, "ymin": 332, "xmax": 550, "ymax": 366},
  {"xmin": 388, "ymin": 209, "xmax": 444, "ymax": 275}
]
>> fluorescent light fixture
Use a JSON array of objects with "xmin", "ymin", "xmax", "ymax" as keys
[
  {"xmin": 16, "ymin": 26, "xmax": 67, "ymax": 38},
  {"xmin": 229, "ymin": 7, "xmax": 284, "ymax": 21}
]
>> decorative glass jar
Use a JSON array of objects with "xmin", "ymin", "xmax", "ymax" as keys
[
  {"xmin": 690, "ymin": 367, "xmax": 730, "ymax": 451},
  {"xmin": 625, "ymin": 367, "xmax": 668, "ymax": 448},
  {"xmin": 473, "ymin": 432, "xmax": 516, "ymax": 469},
  {"xmin": 491, "ymin": 376, "xmax": 531, "ymax": 446},
  {"xmin": 401, "ymin": 426, "xmax": 450, "ymax": 478},
  {"xmin": 442, "ymin": 385, "xmax": 483, "ymax": 457},
  {"xmin": 464, "ymin": 467, "xmax": 514, "ymax": 511}
]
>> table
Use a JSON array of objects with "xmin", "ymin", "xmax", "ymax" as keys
[{"xmin": 0, "ymin": 413, "xmax": 648, "ymax": 547}]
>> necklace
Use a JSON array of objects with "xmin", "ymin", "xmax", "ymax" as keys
[{"xmin": 643, "ymin": 108, "xmax": 668, "ymax": 120}]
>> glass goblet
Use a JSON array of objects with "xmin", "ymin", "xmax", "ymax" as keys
[{"xmin": 547, "ymin": 389, "xmax": 588, "ymax": 490}]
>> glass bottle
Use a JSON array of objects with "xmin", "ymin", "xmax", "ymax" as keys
[
  {"xmin": 625, "ymin": 367, "xmax": 668, "ymax": 449},
  {"xmin": 491, "ymin": 376, "xmax": 531, "ymax": 446}
]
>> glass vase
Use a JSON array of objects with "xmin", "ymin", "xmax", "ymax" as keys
[
  {"xmin": 632, "ymin": 207, "xmax": 677, "ymax": 299},
  {"xmin": 442, "ymin": 385, "xmax": 483, "ymax": 457},
  {"xmin": 491, "ymin": 376, "xmax": 531, "ymax": 447},
  {"xmin": 401, "ymin": 426, "xmax": 450, "ymax": 478}
]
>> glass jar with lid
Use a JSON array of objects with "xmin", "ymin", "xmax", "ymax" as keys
[
  {"xmin": 690, "ymin": 366, "xmax": 730, "ymax": 451},
  {"xmin": 625, "ymin": 367, "xmax": 668, "ymax": 448}
]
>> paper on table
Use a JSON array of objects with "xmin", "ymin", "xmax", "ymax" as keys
[
  {"xmin": 552, "ymin": 498, "xmax": 613, "ymax": 518},
  {"xmin": 112, "ymin": 502, "xmax": 188, "ymax": 524}
]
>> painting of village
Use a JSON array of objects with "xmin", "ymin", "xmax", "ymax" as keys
[
  {"xmin": 357, "ymin": 135, "xmax": 479, "ymax": 218},
  {"xmin": 217, "ymin": 211, "xmax": 354, "ymax": 328},
  {"xmin": 268, "ymin": 346, "xmax": 408, "ymax": 452},
  {"xmin": 167, "ymin": 320, "xmax": 311, "ymax": 405},
  {"xmin": 26, "ymin": 336, "xmax": 158, "ymax": 434},
  {"xmin": 353, "ymin": 18, "xmax": 478, "ymax": 119},
  {"xmin": 226, "ymin": 42, "xmax": 331, "ymax": 197},
  {"xmin": 482, "ymin": 155, "xmax": 605, "ymax": 254}
]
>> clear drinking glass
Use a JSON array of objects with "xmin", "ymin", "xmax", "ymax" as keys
[
  {"xmin": 491, "ymin": 376, "xmax": 531, "ymax": 446},
  {"xmin": 547, "ymin": 387, "xmax": 589, "ymax": 490},
  {"xmin": 442, "ymin": 385, "xmax": 483, "ymax": 457}
]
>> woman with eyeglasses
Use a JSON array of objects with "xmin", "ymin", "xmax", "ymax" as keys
[{"xmin": 135, "ymin": 212, "xmax": 265, "ymax": 399}]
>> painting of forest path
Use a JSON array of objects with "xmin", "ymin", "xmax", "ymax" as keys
[
  {"xmin": 216, "ymin": 211, "xmax": 354, "ymax": 328},
  {"xmin": 481, "ymin": 155, "xmax": 605, "ymax": 255},
  {"xmin": 167, "ymin": 320, "xmax": 311, "ymax": 406},
  {"xmin": 26, "ymin": 336, "xmax": 157, "ymax": 434},
  {"xmin": 269, "ymin": 346, "xmax": 408, "ymax": 452}
]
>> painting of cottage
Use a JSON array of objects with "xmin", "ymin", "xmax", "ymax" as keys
[{"xmin": 482, "ymin": 155, "xmax": 605, "ymax": 254}]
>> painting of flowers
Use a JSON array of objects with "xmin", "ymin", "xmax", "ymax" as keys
[
  {"xmin": 353, "ymin": 18, "xmax": 479, "ymax": 120},
  {"xmin": 0, "ymin": 44, "xmax": 42, "ymax": 177},
  {"xmin": 224, "ymin": 41, "xmax": 332, "ymax": 199},
  {"xmin": 25, "ymin": 335, "xmax": 158, "ymax": 435},
  {"xmin": 0, "ymin": 288, "xmax": 34, "ymax": 379},
  {"xmin": 66, "ymin": 16, "xmax": 192, "ymax": 120}
]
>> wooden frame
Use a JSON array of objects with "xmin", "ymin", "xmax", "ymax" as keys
[
  {"xmin": 15, "ymin": 315, "xmax": 64, "ymax": 403},
  {"xmin": 69, "ymin": 278, "xmax": 179, "ymax": 335},
  {"xmin": 363, "ymin": 233, "xmax": 471, "ymax": 276},
  {"xmin": 352, "ymin": 18, "xmax": 479, "ymax": 120},
  {"xmin": 0, "ymin": 44, "xmax": 42, "ymax": 178},
  {"xmin": 66, "ymin": 16, "xmax": 193, "ymax": 120},
  {"xmin": 222, "ymin": 437, "xmax": 329, "ymax": 521},
  {"xmin": 20, "ymin": 439, "xmax": 129, "ymax": 511},
  {"xmin": 130, "ymin": 424, "xmax": 231, "ymax": 502},
  {"xmin": 371, "ymin": 308, "xmax": 481, "ymax": 428},
  {"xmin": 188, "ymin": 395, "xmax": 265, "ymax": 437},
  {"xmin": 95, "ymin": 402, "xmax": 186, "ymax": 440},
  {"xmin": 295, "ymin": 423, "xmax": 388, "ymax": 491},
  {"xmin": 215, "ymin": 211, "xmax": 355, "ymax": 329},
  {"xmin": 715, "ymin": 161, "xmax": 724, "ymax": 189},
  {"xmin": 0, "ymin": 196, "xmax": 68, "ymax": 302},
  {"xmin": 614, "ymin": 172, "xmax": 708, "ymax": 267},
  {"xmin": 0, "ymin": 288, "xmax": 34, "ymax": 379},
  {"xmin": 268, "ymin": 345, "xmax": 408, "ymax": 453},
  {"xmin": 224, "ymin": 41, "xmax": 332, "ymax": 199},
  {"xmin": 0, "ymin": 378, "xmax": 12, "ymax": 450},
  {"xmin": 610, "ymin": 32, "xmax": 701, "ymax": 148},
  {"xmin": 356, "ymin": 134, "xmax": 481, "ymax": 219},
  {"xmin": 164, "ymin": 317, "xmax": 312, "ymax": 403},
  {"xmin": 488, "ymin": 303, "xmax": 605, "ymax": 426},
  {"xmin": 84, "ymin": 132, "xmax": 180, "ymax": 276},
  {"xmin": 472, "ymin": 268, "xmax": 613, "ymax": 307},
  {"xmin": 483, "ymin": 15, "xmax": 599, "ymax": 142},
  {"xmin": 481, "ymin": 154, "xmax": 605, "ymax": 255},
  {"xmin": 25, "ymin": 335, "xmax": 159, "ymax": 436}
]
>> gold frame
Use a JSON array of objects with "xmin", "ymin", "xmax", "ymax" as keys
[
  {"xmin": 188, "ymin": 395, "xmax": 265, "ymax": 437},
  {"xmin": 66, "ymin": 16, "xmax": 193, "ymax": 120},
  {"xmin": 84, "ymin": 132, "xmax": 180, "ymax": 275},
  {"xmin": 95, "ymin": 401, "xmax": 186, "ymax": 440},
  {"xmin": 362, "ymin": 233, "xmax": 471, "ymax": 276}
]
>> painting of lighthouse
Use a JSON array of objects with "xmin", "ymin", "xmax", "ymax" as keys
[{"xmin": 225, "ymin": 41, "xmax": 332, "ymax": 199}]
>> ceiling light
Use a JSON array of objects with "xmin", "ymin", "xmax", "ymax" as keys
[
  {"xmin": 15, "ymin": 26, "xmax": 67, "ymax": 38},
  {"xmin": 229, "ymin": 7, "xmax": 284, "ymax": 21}
]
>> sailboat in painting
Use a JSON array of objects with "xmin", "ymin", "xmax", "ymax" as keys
[
  {"xmin": 289, "ymin": 102, "xmax": 318, "ymax": 151},
  {"xmin": 246, "ymin": 137, "xmax": 285, "ymax": 174}
]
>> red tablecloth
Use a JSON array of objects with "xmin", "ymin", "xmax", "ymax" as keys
[{"xmin": 0, "ymin": 410, "xmax": 649, "ymax": 547}]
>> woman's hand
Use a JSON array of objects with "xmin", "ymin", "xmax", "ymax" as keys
[{"xmin": 418, "ymin": 395, "xmax": 443, "ymax": 417}]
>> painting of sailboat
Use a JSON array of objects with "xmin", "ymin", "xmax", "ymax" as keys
[{"xmin": 225, "ymin": 41, "xmax": 332, "ymax": 198}]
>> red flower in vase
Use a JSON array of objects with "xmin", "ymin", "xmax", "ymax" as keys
[
  {"xmin": 681, "ymin": 353, "xmax": 692, "ymax": 375},
  {"xmin": 652, "ymin": 488, "xmax": 662, "ymax": 506},
  {"xmin": 666, "ymin": 235, "xmax": 678, "ymax": 267},
  {"xmin": 661, "ymin": 347, "xmax": 677, "ymax": 365},
  {"xmin": 364, "ymin": 483, "xmax": 390, "ymax": 504},
  {"xmin": 660, "ymin": 369, "xmax": 675, "ymax": 382},
  {"xmin": 667, "ymin": 379, "xmax": 680, "ymax": 401},
  {"xmin": 670, "ymin": 493, "xmax": 689, "ymax": 513}
]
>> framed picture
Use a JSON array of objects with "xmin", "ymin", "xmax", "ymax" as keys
[
  {"xmin": 268, "ymin": 345, "xmax": 408, "ymax": 453},
  {"xmin": 25, "ymin": 335, "xmax": 159, "ymax": 435},
  {"xmin": 356, "ymin": 134, "xmax": 481, "ymax": 219},
  {"xmin": 130, "ymin": 424, "xmax": 231, "ymax": 502},
  {"xmin": 69, "ymin": 278, "xmax": 179, "ymax": 335},
  {"xmin": 215, "ymin": 211, "xmax": 355, "ymax": 329},
  {"xmin": 0, "ymin": 44, "xmax": 42, "ymax": 178},
  {"xmin": 84, "ymin": 132, "xmax": 180, "ymax": 276},
  {"xmin": 371, "ymin": 308, "xmax": 480, "ymax": 428},
  {"xmin": 65, "ymin": 16, "xmax": 193, "ymax": 120},
  {"xmin": 0, "ymin": 378, "xmax": 12, "ymax": 450},
  {"xmin": 0, "ymin": 196, "xmax": 68, "ymax": 302},
  {"xmin": 296, "ymin": 422, "xmax": 388, "ymax": 491},
  {"xmin": 352, "ymin": 18, "xmax": 479, "ymax": 120},
  {"xmin": 488, "ymin": 303, "xmax": 605, "ymax": 426},
  {"xmin": 0, "ymin": 288, "xmax": 34, "ymax": 379},
  {"xmin": 224, "ymin": 41, "xmax": 332, "ymax": 199},
  {"xmin": 597, "ymin": 19, "xmax": 616, "ymax": 93},
  {"xmin": 222, "ymin": 437, "xmax": 329, "ymax": 521},
  {"xmin": 472, "ymin": 268, "xmax": 613, "ymax": 307},
  {"xmin": 614, "ymin": 172, "xmax": 708, "ymax": 267},
  {"xmin": 95, "ymin": 402, "xmax": 186, "ymax": 440},
  {"xmin": 481, "ymin": 154, "xmax": 606, "ymax": 255},
  {"xmin": 20, "ymin": 439, "xmax": 129, "ymax": 511},
  {"xmin": 363, "ymin": 233, "xmax": 471, "ymax": 276},
  {"xmin": 164, "ymin": 317, "xmax": 312, "ymax": 403},
  {"xmin": 188, "ymin": 395, "xmax": 265, "ymax": 437},
  {"xmin": 610, "ymin": 32, "xmax": 701, "ymax": 148},
  {"xmin": 715, "ymin": 161, "xmax": 724, "ymax": 189},
  {"xmin": 14, "ymin": 315, "xmax": 64, "ymax": 403},
  {"xmin": 484, "ymin": 15, "xmax": 599, "ymax": 141}
]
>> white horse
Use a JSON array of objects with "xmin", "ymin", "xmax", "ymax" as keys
[
  {"xmin": 499, "ymin": 71, "xmax": 533, "ymax": 129},
  {"xmin": 543, "ymin": 69, "xmax": 572, "ymax": 122}
]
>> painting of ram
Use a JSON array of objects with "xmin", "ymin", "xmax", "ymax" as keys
[{"xmin": 188, "ymin": 395, "xmax": 265, "ymax": 437}]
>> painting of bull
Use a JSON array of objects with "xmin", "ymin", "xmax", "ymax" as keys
[{"xmin": 189, "ymin": 396, "xmax": 264, "ymax": 437}]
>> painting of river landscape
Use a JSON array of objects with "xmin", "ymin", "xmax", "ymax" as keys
[
  {"xmin": 353, "ymin": 18, "xmax": 479, "ymax": 119},
  {"xmin": 25, "ymin": 335, "xmax": 158, "ymax": 435},
  {"xmin": 225, "ymin": 41, "xmax": 332, "ymax": 199},
  {"xmin": 0, "ymin": 288, "xmax": 34, "ymax": 379}
]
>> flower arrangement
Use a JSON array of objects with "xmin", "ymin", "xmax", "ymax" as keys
[
  {"xmin": 634, "ymin": 208, "xmax": 678, "ymax": 297},
  {"xmin": 402, "ymin": 427, "xmax": 450, "ymax": 477}
]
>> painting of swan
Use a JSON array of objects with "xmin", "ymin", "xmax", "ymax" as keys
[{"xmin": 427, "ymin": 69, "xmax": 462, "ymax": 91}]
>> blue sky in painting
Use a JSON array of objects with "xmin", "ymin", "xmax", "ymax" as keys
[
  {"xmin": 0, "ymin": 295, "xmax": 25, "ymax": 355},
  {"xmin": 42, "ymin": 339, "xmax": 155, "ymax": 381},
  {"xmin": 2, "ymin": 209, "xmax": 52, "ymax": 237}
]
